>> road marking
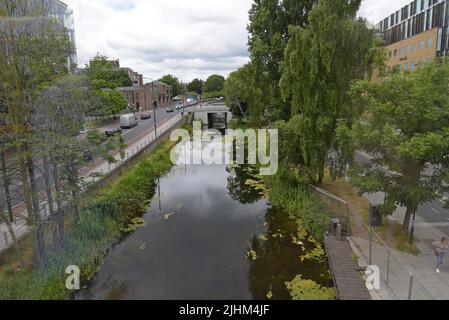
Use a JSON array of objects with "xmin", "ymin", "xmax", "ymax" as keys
[{"xmin": 431, "ymin": 208, "xmax": 441, "ymax": 215}]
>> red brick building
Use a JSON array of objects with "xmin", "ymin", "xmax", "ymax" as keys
[{"xmin": 117, "ymin": 81, "xmax": 172, "ymax": 111}]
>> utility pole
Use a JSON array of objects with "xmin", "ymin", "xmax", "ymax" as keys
[{"xmin": 152, "ymin": 81, "xmax": 157, "ymax": 136}]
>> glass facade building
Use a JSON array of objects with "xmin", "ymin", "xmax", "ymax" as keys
[{"xmin": 376, "ymin": 0, "xmax": 449, "ymax": 57}]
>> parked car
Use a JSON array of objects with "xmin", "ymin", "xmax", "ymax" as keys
[
  {"xmin": 120, "ymin": 114, "xmax": 138, "ymax": 129},
  {"xmin": 141, "ymin": 111, "xmax": 152, "ymax": 120},
  {"xmin": 167, "ymin": 106, "xmax": 175, "ymax": 113},
  {"xmin": 105, "ymin": 127, "xmax": 122, "ymax": 137}
]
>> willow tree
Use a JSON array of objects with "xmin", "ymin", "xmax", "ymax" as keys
[
  {"xmin": 279, "ymin": 0, "xmax": 376, "ymax": 183},
  {"xmin": 247, "ymin": 0, "xmax": 316, "ymax": 123}
]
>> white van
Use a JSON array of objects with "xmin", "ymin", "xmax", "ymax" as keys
[{"xmin": 120, "ymin": 114, "xmax": 138, "ymax": 129}]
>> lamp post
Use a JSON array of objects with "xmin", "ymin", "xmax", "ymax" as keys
[{"xmin": 143, "ymin": 76, "xmax": 158, "ymax": 137}]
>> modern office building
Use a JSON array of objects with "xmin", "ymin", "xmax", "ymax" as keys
[
  {"xmin": 376, "ymin": 0, "xmax": 449, "ymax": 71},
  {"xmin": 0, "ymin": 0, "xmax": 78, "ymax": 68}
]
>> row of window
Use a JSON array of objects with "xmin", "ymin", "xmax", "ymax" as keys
[
  {"xmin": 388, "ymin": 38, "xmax": 434, "ymax": 58},
  {"xmin": 396, "ymin": 57, "xmax": 434, "ymax": 72}
]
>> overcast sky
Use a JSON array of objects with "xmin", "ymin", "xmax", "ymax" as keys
[{"xmin": 64, "ymin": 0, "xmax": 411, "ymax": 82}]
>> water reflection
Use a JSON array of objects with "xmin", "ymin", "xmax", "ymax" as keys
[{"xmin": 77, "ymin": 141, "xmax": 330, "ymax": 300}]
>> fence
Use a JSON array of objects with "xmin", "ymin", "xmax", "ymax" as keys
[{"xmin": 312, "ymin": 185, "xmax": 433, "ymax": 300}]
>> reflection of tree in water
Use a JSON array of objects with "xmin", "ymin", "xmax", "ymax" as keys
[
  {"xmin": 248, "ymin": 206, "xmax": 333, "ymax": 300},
  {"xmin": 226, "ymin": 165, "xmax": 262, "ymax": 205}
]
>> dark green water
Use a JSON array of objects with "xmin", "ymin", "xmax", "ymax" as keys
[{"xmin": 78, "ymin": 144, "xmax": 331, "ymax": 300}]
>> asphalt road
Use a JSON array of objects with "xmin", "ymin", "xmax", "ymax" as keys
[
  {"xmin": 0, "ymin": 106, "xmax": 182, "ymax": 212},
  {"xmin": 355, "ymin": 151, "xmax": 449, "ymax": 237}
]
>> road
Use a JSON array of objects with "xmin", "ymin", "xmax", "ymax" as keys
[
  {"xmin": 0, "ymin": 106, "xmax": 183, "ymax": 213},
  {"xmin": 355, "ymin": 151, "xmax": 449, "ymax": 237}
]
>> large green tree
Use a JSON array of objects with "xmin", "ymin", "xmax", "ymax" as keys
[
  {"xmin": 85, "ymin": 54, "xmax": 132, "ymax": 89},
  {"xmin": 159, "ymin": 74, "xmax": 182, "ymax": 97},
  {"xmin": 247, "ymin": 0, "xmax": 316, "ymax": 122},
  {"xmin": 187, "ymin": 78, "xmax": 204, "ymax": 95},
  {"xmin": 336, "ymin": 61, "xmax": 449, "ymax": 234},
  {"xmin": 204, "ymin": 74, "xmax": 225, "ymax": 93},
  {"xmin": 224, "ymin": 64, "xmax": 262, "ymax": 123},
  {"xmin": 279, "ymin": 0, "xmax": 376, "ymax": 183}
]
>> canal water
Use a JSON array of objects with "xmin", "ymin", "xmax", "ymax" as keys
[{"xmin": 78, "ymin": 141, "xmax": 331, "ymax": 300}]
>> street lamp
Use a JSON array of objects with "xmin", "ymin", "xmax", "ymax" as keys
[{"xmin": 143, "ymin": 76, "xmax": 157, "ymax": 137}]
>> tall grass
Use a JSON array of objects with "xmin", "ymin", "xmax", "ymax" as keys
[
  {"xmin": 0, "ymin": 140, "xmax": 176, "ymax": 300},
  {"xmin": 263, "ymin": 167, "xmax": 328, "ymax": 239}
]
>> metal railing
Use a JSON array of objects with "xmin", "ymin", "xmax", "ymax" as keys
[{"xmin": 311, "ymin": 185, "xmax": 434, "ymax": 300}]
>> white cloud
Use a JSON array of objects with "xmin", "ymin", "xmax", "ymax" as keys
[{"xmin": 64, "ymin": 0, "xmax": 412, "ymax": 82}]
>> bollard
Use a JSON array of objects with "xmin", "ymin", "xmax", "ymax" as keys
[
  {"xmin": 4, "ymin": 232, "xmax": 8, "ymax": 245},
  {"xmin": 336, "ymin": 223, "xmax": 342, "ymax": 241}
]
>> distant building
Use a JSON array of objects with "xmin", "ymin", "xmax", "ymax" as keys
[
  {"xmin": 117, "ymin": 81, "xmax": 172, "ymax": 111},
  {"xmin": 375, "ymin": 0, "xmax": 449, "ymax": 72}
]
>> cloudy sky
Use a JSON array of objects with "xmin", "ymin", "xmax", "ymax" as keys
[{"xmin": 64, "ymin": 0, "xmax": 411, "ymax": 82}]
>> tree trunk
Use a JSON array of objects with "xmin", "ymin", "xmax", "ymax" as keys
[
  {"xmin": 17, "ymin": 154, "xmax": 33, "ymax": 225},
  {"xmin": 0, "ymin": 150, "xmax": 14, "ymax": 222},
  {"xmin": 42, "ymin": 155, "xmax": 57, "ymax": 247},
  {"xmin": 51, "ymin": 159, "xmax": 64, "ymax": 247},
  {"xmin": 67, "ymin": 159, "xmax": 80, "ymax": 224},
  {"xmin": 0, "ymin": 208, "xmax": 24, "ymax": 268},
  {"xmin": 403, "ymin": 206, "xmax": 414, "ymax": 234},
  {"xmin": 26, "ymin": 154, "xmax": 46, "ymax": 265}
]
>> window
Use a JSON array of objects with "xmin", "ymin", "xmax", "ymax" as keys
[
  {"xmin": 419, "ymin": 40, "xmax": 425, "ymax": 49},
  {"xmin": 428, "ymin": 38, "xmax": 433, "ymax": 48},
  {"xmin": 399, "ymin": 64, "xmax": 403, "ymax": 72},
  {"xmin": 389, "ymin": 51, "xmax": 393, "ymax": 58},
  {"xmin": 412, "ymin": 43, "xmax": 417, "ymax": 52},
  {"xmin": 406, "ymin": 46, "xmax": 411, "ymax": 54},
  {"xmin": 394, "ymin": 49, "xmax": 398, "ymax": 56},
  {"xmin": 399, "ymin": 47, "xmax": 403, "ymax": 56},
  {"xmin": 404, "ymin": 62, "xmax": 409, "ymax": 71},
  {"xmin": 411, "ymin": 59, "xmax": 415, "ymax": 71}
]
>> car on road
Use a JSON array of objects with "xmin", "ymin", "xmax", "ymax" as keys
[
  {"xmin": 167, "ymin": 106, "xmax": 175, "ymax": 113},
  {"xmin": 175, "ymin": 104, "xmax": 184, "ymax": 111},
  {"xmin": 140, "ymin": 111, "xmax": 152, "ymax": 120},
  {"xmin": 105, "ymin": 127, "xmax": 122, "ymax": 137},
  {"xmin": 120, "ymin": 114, "xmax": 138, "ymax": 129}
]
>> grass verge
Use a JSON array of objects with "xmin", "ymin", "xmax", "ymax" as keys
[{"xmin": 0, "ymin": 139, "xmax": 176, "ymax": 299}]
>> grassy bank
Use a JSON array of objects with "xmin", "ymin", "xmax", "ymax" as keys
[{"xmin": 0, "ymin": 140, "xmax": 176, "ymax": 300}]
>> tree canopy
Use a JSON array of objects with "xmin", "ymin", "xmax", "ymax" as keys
[
  {"xmin": 336, "ymin": 61, "xmax": 449, "ymax": 233},
  {"xmin": 187, "ymin": 78, "xmax": 204, "ymax": 95},
  {"xmin": 278, "ymin": 0, "xmax": 376, "ymax": 183},
  {"xmin": 85, "ymin": 54, "xmax": 132, "ymax": 90},
  {"xmin": 204, "ymin": 74, "xmax": 225, "ymax": 94},
  {"xmin": 159, "ymin": 74, "xmax": 182, "ymax": 97}
]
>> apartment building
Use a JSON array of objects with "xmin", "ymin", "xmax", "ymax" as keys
[{"xmin": 376, "ymin": 0, "xmax": 449, "ymax": 71}]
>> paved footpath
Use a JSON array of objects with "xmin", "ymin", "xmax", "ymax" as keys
[
  {"xmin": 0, "ymin": 114, "xmax": 182, "ymax": 254},
  {"xmin": 350, "ymin": 191, "xmax": 449, "ymax": 300}
]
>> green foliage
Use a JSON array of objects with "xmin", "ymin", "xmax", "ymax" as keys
[
  {"xmin": 247, "ymin": 0, "xmax": 317, "ymax": 122},
  {"xmin": 286, "ymin": 275, "xmax": 336, "ymax": 300},
  {"xmin": 203, "ymin": 75, "xmax": 225, "ymax": 93},
  {"xmin": 279, "ymin": 0, "xmax": 375, "ymax": 184},
  {"xmin": 263, "ymin": 167, "xmax": 329, "ymax": 239},
  {"xmin": 337, "ymin": 61, "xmax": 449, "ymax": 231},
  {"xmin": 202, "ymin": 91, "xmax": 224, "ymax": 100},
  {"xmin": 0, "ymin": 141, "xmax": 176, "ymax": 299},
  {"xmin": 85, "ymin": 54, "xmax": 132, "ymax": 90},
  {"xmin": 187, "ymin": 78, "xmax": 204, "ymax": 95},
  {"xmin": 159, "ymin": 74, "xmax": 182, "ymax": 97},
  {"xmin": 224, "ymin": 64, "xmax": 263, "ymax": 124},
  {"xmin": 92, "ymin": 89, "xmax": 128, "ymax": 116}
]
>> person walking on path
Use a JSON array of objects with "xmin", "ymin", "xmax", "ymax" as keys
[{"xmin": 432, "ymin": 237, "xmax": 449, "ymax": 273}]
